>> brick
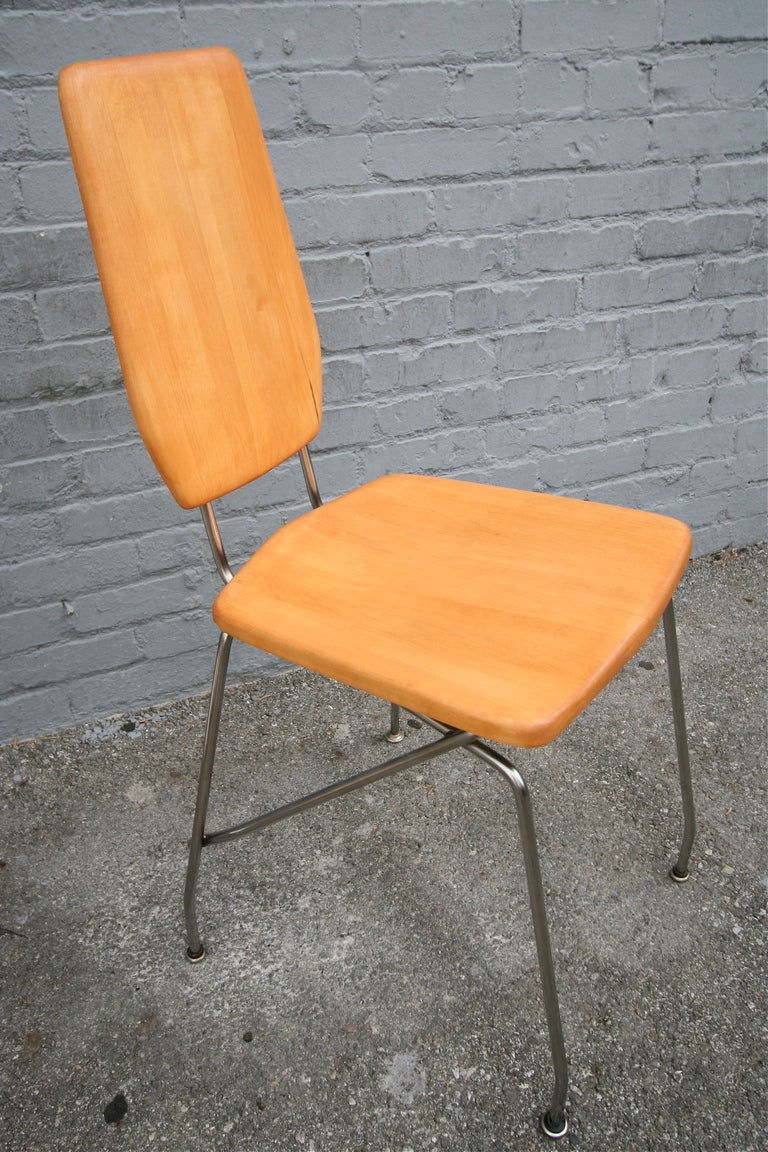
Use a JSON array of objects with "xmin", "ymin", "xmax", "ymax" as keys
[
  {"xmin": 48, "ymin": 391, "xmax": 135, "ymax": 446},
  {"xmin": 323, "ymin": 356, "xmax": 365, "ymax": 403},
  {"xmin": 248, "ymin": 74, "xmax": 297, "ymax": 135},
  {"xmin": 638, "ymin": 211, "xmax": 756, "ymax": 259},
  {"xmin": 439, "ymin": 382, "xmax": 502, "ymax": 424},
  {"xmin": 605, "ymin": 387, "xmax": 713, "ymax": 438},
  {"xmin": 0, "ymin": 9, "xmax": 183, "ymax": 78},
  {"xmin": 450, "ymin": 64, "xmax": 521, "ymax": 120},
  {"xmin": 725, "ymin": 299, "xmax": 767, "ymax": 338},
  {"xmin": 376, "ymin": 394, "xmax": 441, "ymax": 437},
  {"xmin": 376, "ymin": 68, "xmax": 451, "ymax": 124},
  {"xmin": 698, "ymin": 255, "xmax": 768, "ymax": 300},
  {"xmin": 24, "ymin": 87, "xmax": 69, "ymax": 153},
  {"xmin": 373, "ymin": 126, "xmax": 514, "ymax": 181},
  {"xmin": 1, "ymin": 629, "xmax": 140, "ymax": 695},
  {"xmin": 64, "ymin": 646, "xmax": 223, "ymax": 724},
  {"xmin": 19, "ymin": 160, "xmax": 83, "ymax": 222},
  {"xmin": 285, "ymin": 189, "xmax": 431, "ymax": 248},
  {"xmin": 301, "ymin": 72, "xmax": 373, "ymax": 129},
  {"xmin": 0, "ymin": 601, "xmax": 74, "ymax": 658},
  {"xmin": 497, "ymin": 319, "xmax": 619, "ymax": 372},
  {"xmin": 366, "ymin": 338, "xmax": 496, "ymax": 395},
  {"xmin": 0, "ymin": 293, "xmax": 39, "ymax": 348},
  {"xmin": 516, "ymin": 223, "xmax": 635, "ymax": 274},
  {"xmin": 645, "ymin": 423, "xmax": 735, "ymax": 469},
  {"xmin": 301, "ymin": 254, "xmax": 367, "ymax": 305},
  {"xmin": 0, "ymin": 406, "xmax": 51, "ymax": 464},
  {"xmin": 455, "ymin": 277, "xmax": 579, "ymax": 332},
  {"xmin": 517, "ymin": 118, "xmax": 649, "ymax": 172},
  {"xmin": 522, "ymin": 0, "xmax": 658, "ymax": 53},
  {"xmin": 73, "ymin": 571, "xmax": 203, "ymax": 634},
  {"xmin": 650, "ymin": 110, "xmax": 767, "ymax": 161},
  {"xmin": 583, "ymin": 262, "xmax": 697, "ymax": 311},
  {"xmin": 58, "ymin": 489, "xmax": 184, "ymax": 547},
  {"xmin": 664, "ymin": 0, "xmax": 767, "ymax": 43},
  {"xmin": 0, "ymin": 685, "xmax": 74, "ymax": 745},
  {"xmin": 500, "ymin": 370, "xmax": 567, "ymax": 416},
  {"xmin": 714, "ymin": 49, "xmax": 768, "ymax": 103},
  {"xmin": 510, "ymin": 404, "xmax": 607, "ymax": 453},
  {"xmin": 569, "ymin": 166, "xmax": 693, "ymax": 218},
  {"xmin": 369, "ymin": 236, "xmax": 508, "ymax": 292},
  {"xmin": 317, "ymin": 293, "xmax": 451, "ymax": 353},
  {"xmin": 566, "ymin": 363, "xmax": 632, "ymax": 402},
  {"xmin": 134, "ymin": 523, "xmax": 209, "ymax": 579},
  {"xmin": 0, "ymin": 454, "xmax": 83, "ymax": 511},
  {"xmin": 396, "ymin": 339, "xmax": 496, "ymax": 392},
  {"xmin": 0, "ymin": 538, "xmax": 140, "ymax": 610},
  {"xmin": 590, "ymin": 59, "xmax": 651, "ymax": 114},
  {"xmin": 0, "ymin": 91, "xmax": 19, "ymax": 155},
  {"xmin": 0, "ymin": 224, "xmax": 95, "ymax": 291},
  {"xmin": 0, "ymin": 167, "xmax": 19, "ymax": 227},
  {"xmin": 185, "ymin": 4, "xmax": 358, "ymax": 69},
  {"xmin": 483, "ymin": 419, "xmax": 527, "ymax": 460},
  {"xmin": 361, "ymin": 2, "xmax": 515, "ymax": 62},
  {"xmin": 0, "ymin": 338, "xmax": 120, "ymax": 403},
  {"xmin": 628, "ymin": 346, "xmax": 721, "ymax": 396},
  {"xmin": 622, "ymin": 303, "xmax": 728, "ymax": 352},
  {"xmin": 540, "ymin": 439, "xmax": 645, "ymax": 488},
  {"xmin": 521, "ymin": 62, "xmax": 586, "ymax": 117},
  {"xmin": 433, "ymin": 176, "xmax": 568, "ymax": 231},
  {"xmin": 313, "ymin": 403, "xmax": 378, "ymax": 452},
  {"xmin": 135, "ymin": 612, "xmax": 212, "ymax": 663},
  {"xmin": 269, "ymin": 135, "xmax": 369, "ymax": 193},
  {"xmin": 0, "ymin": 508, "xmax": 61, "ymax": 564},
  {"xmin": 362, "ymin": 428, "xmax": 481, "ymax": 481},
  {"xmin": 652, "ymin": 55, "xmax": 713, "ymax": 110},
  {"xmin": 481, "ymin": 460, "xmax": 539, "ymax": 490},
  {"xmin": 710, "ymin": 378, "xmax": 767, "ymax": 420},
  {"xmin": 697, "ymin": 159, "xmax": 767, "ymax": 207},
  {"xmin": 736, "ymin": 414, "xmax": 768, "ymax": 455},
  {"xmin": 36, "ymin": 283, "xmax": 109, "ymax": 340},
  {"xmin": 81, "ymin": 442, "xmax": 160, "ymax": 498},
  {"xmin": 744, "ymin": 338, "xmax": 767, "ymax": 375}
]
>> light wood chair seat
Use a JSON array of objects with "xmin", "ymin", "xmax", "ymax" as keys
[{"xmin": 215, "ymin": 473, "xmax": 691, "ymax": 748}]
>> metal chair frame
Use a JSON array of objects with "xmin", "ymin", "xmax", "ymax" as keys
[{"xmin": 184, "ymin": 446, "xmax": 697, "ymax": 1141}]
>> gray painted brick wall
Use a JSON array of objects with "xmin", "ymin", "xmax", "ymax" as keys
[{"xmin": 1, "ymin": 0, "xmax": 766, "ymax": 742}]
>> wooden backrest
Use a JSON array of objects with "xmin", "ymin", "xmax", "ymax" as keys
[{"xmin": 59, "ymin": 48, "xmax": 322, "ymax": 509}]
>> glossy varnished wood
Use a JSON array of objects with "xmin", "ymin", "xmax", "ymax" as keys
[
  {"xmin": 213, "ymin": 474, "xmax": 692, "ymax": 747},
  {"xmin": 58, "ymin": 48, "xmax": 321, "ymax": 509}
]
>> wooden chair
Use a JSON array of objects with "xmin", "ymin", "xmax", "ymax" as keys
[{"xmin": 58, "ymin": 47, "xmax": 696, "ymax": 1140}]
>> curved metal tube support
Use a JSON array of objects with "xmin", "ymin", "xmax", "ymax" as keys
[
  {"xmin": 298, "ymin": 445, "xmax": 323, "ymax": 509},
  {"xmin": 201, "ymin": 503, "xmax": 234, "ymax": 584},
  {"xmin": 663, "ymin": 599, "xmax": 696, "ymax": 880},
  {"xmin": 184, "ymin": 630, "xmax": 233, "ymax": 960}
]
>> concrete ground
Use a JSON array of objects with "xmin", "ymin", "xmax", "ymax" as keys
[{"xmin": 1, "ymin": 543, "xmax": 766, "ymax": 1152}]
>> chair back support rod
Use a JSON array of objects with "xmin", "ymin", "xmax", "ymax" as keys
[
  {"xmin": 299, "ymin": 446, "xmax": 323, "ymax": 509},
  {"xmin": 201, "ymin": 504, "xmax": 234, "ymax": 585}
]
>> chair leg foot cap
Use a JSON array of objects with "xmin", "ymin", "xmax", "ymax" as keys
[
  {"xmin": 186, "ymin": 944, "xmax": 206, "ymax": 963},
  {"xmin": 385, "ymin": 731, "xmax": 405, "ymax": 743},
  {"xmin": 541, "ymin": 1112, "xmax": 568, "ymax": 1139},
  {"xmin": 670, "ymin": 865, "xmax": 690, "ymax": 883}
]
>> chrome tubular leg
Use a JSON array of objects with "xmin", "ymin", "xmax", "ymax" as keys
[
  {"xmin": 386, "ymin": 702, "xmax": 404, "ymax": 743},
  {"xmin": 663, "ymin": 600, "xmax": 696, "ymax": 882},
  {"xmin": 503, "ymin": 762, "xmax": 569, "ymax": 1139},
  {"xmin": 184, "ymin": 631, "xmax": 233, "ymax": 962}
]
